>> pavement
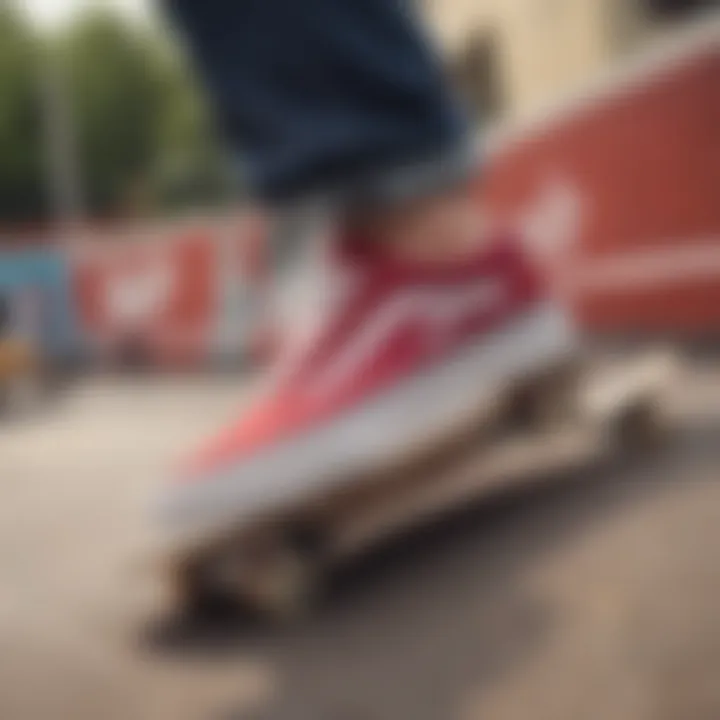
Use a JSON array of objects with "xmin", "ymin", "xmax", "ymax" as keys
[{"xmin": 1, "ymin": 355, "xmax": 720, "ymax": 720}]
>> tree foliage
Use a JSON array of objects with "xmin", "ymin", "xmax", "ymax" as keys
[
  {"xmin": 0, "ymin": 3, "xmax": 232, "ymax": 226},
  {"xmin": 0, "ymin": 5, "xmax": 45, "ymax": 223}
]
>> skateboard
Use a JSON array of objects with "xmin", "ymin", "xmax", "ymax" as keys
[{"xmin": 154, "ymin": 349, "xmax": 676, "ymax": 622}]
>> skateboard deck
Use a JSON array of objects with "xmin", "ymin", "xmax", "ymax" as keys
[{"xmin": 156, "ymin": 349, "xmax": 676, "ymax": 619}]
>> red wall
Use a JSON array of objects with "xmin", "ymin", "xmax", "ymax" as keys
[
  {"xmin": 484, "ymin": 39, "xmax": 720, "ymax": 333},
  {"xmin": 71, "ymin": 214, "xmax": 267, "ymax": 367}
]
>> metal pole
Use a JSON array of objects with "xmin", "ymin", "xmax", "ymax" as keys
[{"xmin": 39, "ymin": 44, "xmax": 84, "ymax": 243}]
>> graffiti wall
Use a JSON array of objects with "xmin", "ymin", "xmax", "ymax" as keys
[
  {"xmin": 0, "ymin": 248, "xmax": 79, "ymax": 360},
  {"xmin": 70, "ymin": 214, "xmax": 266, "ymax": 367}
]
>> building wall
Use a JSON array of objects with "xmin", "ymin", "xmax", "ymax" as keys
[{"xmin": 424, "ymin": 0, "xmax": 687, "ymax": 120}]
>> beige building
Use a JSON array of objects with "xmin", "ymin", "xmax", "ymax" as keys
[{"xmin": 423, "ymin": 0, "xmax": 713, "ymax": 121}]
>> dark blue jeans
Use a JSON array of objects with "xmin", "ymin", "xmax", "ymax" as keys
[{"xmin": 166, "ymin": 0, "xmax": 469, "ymax": 208}]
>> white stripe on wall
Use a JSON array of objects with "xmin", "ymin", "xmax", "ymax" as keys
[{"xmin": 563, "ymin": 239, "xmax": 720, "ymax": 293}]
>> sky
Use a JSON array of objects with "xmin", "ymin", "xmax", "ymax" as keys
[{"xmin": 22, "ymin": 0, "xmax": 150, "ymax": 28}]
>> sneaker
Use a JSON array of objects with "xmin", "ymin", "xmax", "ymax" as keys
[{"xmin": 162, "ymin": 230, "xmax": 577, "ymax": 537}]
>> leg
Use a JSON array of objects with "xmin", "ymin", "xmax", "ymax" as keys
[
  {"xmin": 165, "ymin": 0, "xmax": 470, "ymax": 210},
  {"xmin": 158, "ymin": 1, "xmax": 578, "ymax": 621}
]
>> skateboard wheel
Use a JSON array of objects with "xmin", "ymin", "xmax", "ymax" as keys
[
  {"xmin": 503, "ymin": 359, "xmax": 582, "ymax": 430},
  {"xmin": 170, "ymin": 555, "xmax": 234, "ymax": 619},
  {"xmin": 613, "ymin": 397, "xmax": 667, "ymax": 452},
  {"xmin": 248, "ymin": 541, "xmax": 321, "ymax": 623},
  {"xmin": 170, "ymin": 530, "xmax": 323, "ymax": 623}
]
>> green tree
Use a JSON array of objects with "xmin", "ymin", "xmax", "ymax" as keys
[
  {"xmin": 0, "ymin": 5, "xmax": 45, "ymax": 224},
  {"xmin": 60, "ymin": 9, "xmax": 233, "ymax": 218},
  {"xmin": 0, "ymin": 5, "xmax": 233, "ymax": 226},
  {"xmin": 59, "ymin": 10, "xmax": 168, "ymax": 216},
  {"xmin": 148, "ymin": 41, "xmax": 234, "ymax": 211}
]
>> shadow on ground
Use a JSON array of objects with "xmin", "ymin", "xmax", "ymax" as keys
[{"xmin": 143, "ymin": 422, "xmax": 717, "ymax": 720}]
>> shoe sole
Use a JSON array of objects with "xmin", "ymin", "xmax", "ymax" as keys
[{"xmin": 160, "ymin": 302, "xmax": 578, "ymax": 544}]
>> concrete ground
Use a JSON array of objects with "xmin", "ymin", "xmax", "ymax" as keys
[{"xmin": 1, "ymin": 356, "xmax": 720, "ymax": 720}]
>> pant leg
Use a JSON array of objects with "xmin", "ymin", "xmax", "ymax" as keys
[{"xmin": 165, "ymin": 0, "xmax": 469, "ymax": 207}]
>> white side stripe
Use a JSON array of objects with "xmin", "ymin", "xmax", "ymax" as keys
[{"xmin": 307, "ymin": 280, "xmax": 505, "ymax": 398}]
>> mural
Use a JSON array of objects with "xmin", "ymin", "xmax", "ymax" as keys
[
  {"xmin": 70, "ymin": 215, "xmax": 266, "ymax": 367},
  {"xmin": 0, "ymin": 248, "xmax": 79, "ymax": 361}
]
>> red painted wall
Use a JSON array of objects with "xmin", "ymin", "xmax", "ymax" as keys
[{"xmin": 484, "ymin": 38, "xmax": 719, "ymax": 333}]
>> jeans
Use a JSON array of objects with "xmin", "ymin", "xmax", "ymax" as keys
[{"xmin": 166, "ymin": 0, "xmax": 470, "ymax": 208}]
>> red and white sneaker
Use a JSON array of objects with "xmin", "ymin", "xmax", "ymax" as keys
[{"xmin": 162, "ymin": 231, "xmax": 577, "ymax": 536}]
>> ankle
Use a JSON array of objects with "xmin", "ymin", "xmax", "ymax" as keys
[{"xmin": 348, "ymin": 186, "xmax": 491, "ymax": 263}]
